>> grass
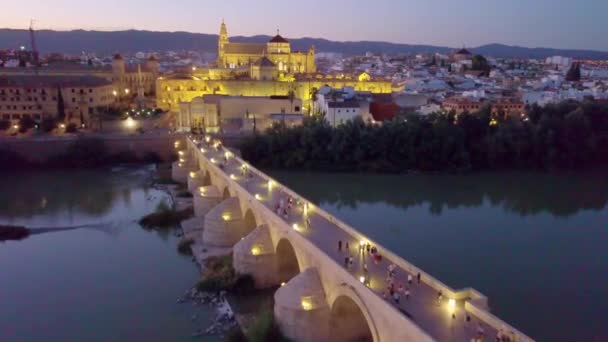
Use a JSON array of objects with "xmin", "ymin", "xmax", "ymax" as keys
[
  {"xmin": 177, "ymin": 237, "xmax": 194, "ymax": 255},
  {"xmin": 0, "ymin": 225, "xmax": 30, "ymax": 241},
  {"xmin": 139, "ymin": 201, "xmax": 193, "ymax": 229}
]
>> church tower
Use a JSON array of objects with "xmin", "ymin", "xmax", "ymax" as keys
[{"xmin": 218, "ymin": 20, "xmax": 229, "ymax": 67}]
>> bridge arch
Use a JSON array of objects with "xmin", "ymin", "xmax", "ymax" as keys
[
  {"xmin": 202, "ymin": 170, "xmax": 211, "ymax": 186},
  {"xmin": 329, "ymin": 286, "xmax": 379, "ymax": 342},
  {"xmin": 243, "ymin": 208, "xmax": 258, "ymax": 236},
  {"xmin": 222, "ymin": 186, "xmax": 231, "ymax": 199},
  {"xmin": 276, "ymin": 238, "xmax": 301, "ymax": 283}
]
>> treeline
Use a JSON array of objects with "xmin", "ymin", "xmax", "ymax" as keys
[
  {"xmin": 241, "ymin": 100, "xmax": 608, "ymax": 172},
  {"xmin": 0, "ymin": 138, "xmax": 166, "ymax": 169}
]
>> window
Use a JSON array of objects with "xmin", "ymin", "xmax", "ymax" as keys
[
  {"xmin": 12, "ymin": 114, "xmax": 20, "ymax": 119},
  {"xmin": 89, "ymin": 89, "xmax": 93, "ymax": 93},
  {"xmin": 34, "ymin": 114, "xmax": 41, "ymax": 120},
  {"xmin": 2, "ymin": 114, "xmax": 9, "ymax": 120},
  {"xmin": 295, "ymin": 106, "xmax": 300, "ymax": 112},
  {"xmin": 88, "ymin": 108, "xmax": 94, "ymax": 114},
  {"xmin": 72, "ymin": 98, "xmax": 76, "ymax": 103},
  {"xmin": 71, "ymin": 89, "xmax": 75, "ymax": 93},
  {"xmin": 89, "ymin": 98, "xmax": 93, "ymax": 103},
  {"xmin": 37, "ymin": 105, "xmax": 42, "ymax": 110}
]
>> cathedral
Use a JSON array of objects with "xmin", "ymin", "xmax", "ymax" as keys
[
  {"xmin": 156, "ymin": 21, "xmax": 394, "ymax": 113},
  {"xmin": 217, "ymin": 21, "xmax": 316, "ymax": 74}
]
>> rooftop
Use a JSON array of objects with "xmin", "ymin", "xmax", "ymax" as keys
[
  {"xmin": 269, "ymin": 34, "xmax": 289, "ymax": 43},
  {"xmin": 0, "ymin": 75, "xmax": 112, "ymax": 88}
]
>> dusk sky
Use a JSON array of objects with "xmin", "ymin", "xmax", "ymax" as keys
[{"xmin": 1, "ymin": 0, "xmax": 606, "ymax": 51}]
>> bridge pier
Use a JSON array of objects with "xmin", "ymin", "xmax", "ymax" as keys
[
  {"xmin": 193, "ymin": 185, "xmax": 222, "ymax": 217},
  {"xmin": 202, "ymin": 197, "xmax": 245, "ymax": 247},
  {"xmin": 274, "ymin": 268, "xmax": 331, "ymax": 342},
  {"xmin": 187, "ymin": 170, "xmax": 207, "ymax": 192},
  {"xmin": 233, "ymin": 225, "xmax": 278, "ymax": 288}
]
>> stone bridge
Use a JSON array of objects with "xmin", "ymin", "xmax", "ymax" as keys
[{"xmin": 171, "ymin": 137, "xmax": 533, "ymax": 342}]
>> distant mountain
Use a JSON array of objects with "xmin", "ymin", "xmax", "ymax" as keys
[{"xmin": 1, "ymin": 29, "xmax": 607, "ymax": 60}]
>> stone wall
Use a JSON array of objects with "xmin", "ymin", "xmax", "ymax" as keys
[{"xmin": 0, "ymin": 134, "xmax": 185, "ymax": 164}]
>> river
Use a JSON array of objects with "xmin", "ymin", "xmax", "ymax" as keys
[
  {"xmin": 269, "ymin": 169, "xmax": 608, "ymax": 342},
  {"xmin": 0, "ymin": 167, "xmax": 221, "ymax": 341}
]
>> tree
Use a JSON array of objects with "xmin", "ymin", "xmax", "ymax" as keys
[
  {"xmin": 57, "ymin": 87, "xmax": 66, "ymax": 121},
  {"xmin": 472, "ymin": 55, "xmax": 491, "ymax": 76},
  {"xmin": 566, "ymin": 62, "xmax": 581, "ymax": 82}
]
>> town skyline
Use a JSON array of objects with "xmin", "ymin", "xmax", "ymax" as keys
[{"xmin": 1, "ymin": 0, "xmax": 607, "ymax": 52}]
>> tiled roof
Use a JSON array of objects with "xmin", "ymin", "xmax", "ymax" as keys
[
  {"xmin": 328, "ymin": 100, "xmax": 359, "ymax": 108},
  {"xmin": 224, "ymin": 43, "xmax": 266, "ymax": 55},
  {"xmin": 370, "ymin": 101, "xmax": 399, "ymax": 121},
  {"xmin": 255, "ymin": 56, "xmax": 275, "ymax": 68},
  {"xmin": 269, "ymin": 34, "xmax": 289, "ymax": 43}
]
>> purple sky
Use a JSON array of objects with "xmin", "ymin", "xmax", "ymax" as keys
[{"xmin": 1, "ymin": 0, "xmax": 607, "ymax": 51}]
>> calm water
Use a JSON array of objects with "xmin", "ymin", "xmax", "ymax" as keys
[
  {"xmin": 269, "ymin": 170, "xmax": 608, "ymax": 342},
  {"xmin": 0, "ymin": 168, "xmax": 220, "ymax": 342}
]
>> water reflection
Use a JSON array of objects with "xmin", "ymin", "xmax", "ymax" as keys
[
  {"xmin": 0, "ymin": 168, "xmax": 151, "ymax": 220},
  {"xmin": 269, "ymin": 170, "xmax": 608, "ymax": 217}
]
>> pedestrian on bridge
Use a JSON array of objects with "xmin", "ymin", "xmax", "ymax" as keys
[
  {"xmin": 405, "ymin": 287, "xmax": 410, "ymax": 300},
  {"xmin": 408, "ymin": 274, "xmax": 413, "ymax": 285},
  {"xmin": 338, "ymin": 240, "xmax": 342, "ymax": 251},
  {"xmin": 417, "ymin": 272, "xmax": 421, "ymax": 284},
  {"xmin": 345, "ymin": 242, "xmax": 349, "ymax": 252},
  {"xmin": 437, "ymin": 290, "xmax": 443, "ymax": 306}
]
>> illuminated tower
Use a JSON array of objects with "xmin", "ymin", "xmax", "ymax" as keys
[{"xmin": 218, "ymin": 20, "xmax": 229, "ymax": 67}]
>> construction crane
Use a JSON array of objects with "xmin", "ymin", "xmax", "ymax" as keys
[{"xmin": 29, "ymin": 19, "xmax": 39, "ymax": 67}]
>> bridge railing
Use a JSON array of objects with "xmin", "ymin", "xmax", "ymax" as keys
[{"xmin": 187, "ymin": 136, "xmax": 533, "ymax": 342}]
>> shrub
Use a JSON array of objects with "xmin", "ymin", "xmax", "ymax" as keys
[
  {"xmin": 142, "ymin": 152, "xmax": 163, "ymax": 164},
  {"xmin": 177, "ymin": 237, "xmax": 194, "ymax": 255},
  {"xmin": 108, "ymin": 151, "xmax": 139, "ymax": 164},
  {"xmin": 176, "ymin": 191, "xmax": 193, "ymax": 198},
  {"xmin": 18, "ymin": 116, "xmax": 36, "ymax": 133},
  {"xmin": 138, "ymin": 206, "xmax": 193, "ymax": 229},
  {"xmin": 231, "ymin": 274, "xmax": 257, "ymax": 296},
  {"xmin": 0, "ymin": 225, "xmax": 30, "ymax": 241},
  {"xmin": 40, "ymin": 117, "xmax": 57, "ymax": 133},
  {"xmin": 246, "ymin": 310, "xmax": 288, "ymax": 342},
  {"xmin": 196, "ymin": 255, "xmax": 238, "ymax": 292},
  {"xmin": 0, "ymin": 119, "xmax": 10, "ymax": 131},
  {"xmin": 226, "ymin": 327, "xmax": 247, "ymax": 342},
  {"xmin": 65, "ymin": 123, "xmax": 78, "ymax": 133}
]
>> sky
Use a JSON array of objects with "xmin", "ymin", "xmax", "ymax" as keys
[{"xmin": 1, "ymin": 0, "xmax": 606, "ymax": 51}]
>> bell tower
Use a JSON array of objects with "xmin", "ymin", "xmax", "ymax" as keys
[{"xmin": 218, "ymin": 20, "xmax": 229, "ymax": 67}]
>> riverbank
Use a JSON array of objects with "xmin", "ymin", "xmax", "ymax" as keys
[
  {"xmin": 0, "ymin": 134, "xmax": 183, "ymax": 169},
  {"xmin": 241, "ymin": 100, "xmax": 608, "ymax": 173}
]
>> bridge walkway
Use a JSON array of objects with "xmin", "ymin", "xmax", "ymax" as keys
[{"xmin": 200, "ymin": 142, "xmax": 502, "ymax": 342}]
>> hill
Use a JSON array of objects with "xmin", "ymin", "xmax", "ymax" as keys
[{"xmin": 1, "ymin": 29, "xmax": 607, "ymax": 60}]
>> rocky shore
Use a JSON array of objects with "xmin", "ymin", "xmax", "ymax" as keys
[{"xmin": 178, "ymin": 287, "xmax": 238, "ymax": 337}]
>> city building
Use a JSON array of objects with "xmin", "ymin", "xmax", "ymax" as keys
[
  {"xmin": 218, "ymin": 21, "xmax": 315, "ymax": 73},
  {"xmin": 0, "ymin": 75, "xmax": 114, "ymax": 124},
  {"xmin": 156, "ymin": 21, "xmax": 395, "ymax": 120},
  {"xmin": 0, "ymin": 54, "xmax": 160, "ymax": 101},
  {"xmin": 176, "ymin": 95, "xmax": 302, "ymax": 132}
]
